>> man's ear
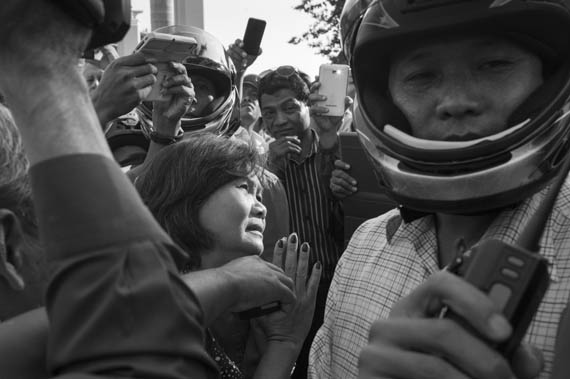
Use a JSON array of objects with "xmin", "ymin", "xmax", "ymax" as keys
[{"xmin": 0, "ymin": 209, "xmax": 25, "ymax": 291}]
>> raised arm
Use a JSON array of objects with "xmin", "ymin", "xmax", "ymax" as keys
[{"xmin": 0, "ymin": 2, "xmax": 217, "ymax": 378}]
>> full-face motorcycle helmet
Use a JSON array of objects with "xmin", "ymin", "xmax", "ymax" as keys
[
  {"xmin": 341, "ymin": 0, "xmax": 570, "ymax": 214},
  {"xmin": 138, "ymin": 25, "xmax": 240, "ymax": 137}
]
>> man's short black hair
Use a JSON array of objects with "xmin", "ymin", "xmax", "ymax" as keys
[{"xmin": 258, "ymin": 67, "xmax": 312, "ymax": 106}]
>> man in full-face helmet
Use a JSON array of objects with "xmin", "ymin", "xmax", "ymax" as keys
[
  {"xmin": 309, "ymin": 1, "xmax": 570, "ymax": 378},
  {"xmin": 105, "ymin": 25, "xmax": 241, "ymax": 170}
]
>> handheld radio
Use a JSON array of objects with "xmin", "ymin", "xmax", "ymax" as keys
[{"xmin": 442, "ymin": 154, "xmax": 570, "ymax": 357}]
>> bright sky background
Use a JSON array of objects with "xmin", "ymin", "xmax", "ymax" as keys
[{"xmin": 131, "ymin": 0, "xmax": 329, "ymax": 78}]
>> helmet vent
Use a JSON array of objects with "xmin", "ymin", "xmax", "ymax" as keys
[{"xmin": 403, "ymin": 0, "xmax": 474, "ymax": 13}]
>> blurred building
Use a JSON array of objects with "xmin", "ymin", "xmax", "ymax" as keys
[
  {"xmin": 150, "ymin": 0, "xmax": 204, "ymax": 30},
  {"xmin": 174, "ymin": 0, "xmax": 204, "ymax": 28},
  {"xmin": 150, "ymin": 0, "xmax": 174, "ymax": 30},
  {"xmin": 117, "ymin": 9, "xmax": 142, "ymax": 57},
  {"xmin": 116, "ymin": 0, "xmax": 204, "ymax": 57}
]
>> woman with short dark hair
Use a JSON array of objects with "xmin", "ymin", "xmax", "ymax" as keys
[{"xmin": 136, "ymin": 131, "xmax": 321, "ymax": 379}]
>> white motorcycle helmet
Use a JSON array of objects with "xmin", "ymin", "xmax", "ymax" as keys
[{"xmin": 138, "ymin": 25, "xmax": 240, "ymax": 137}]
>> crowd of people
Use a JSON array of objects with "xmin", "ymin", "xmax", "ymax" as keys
[{"xmin": 0, "ymin": 0, "xmax": 570, "ymax": 378}]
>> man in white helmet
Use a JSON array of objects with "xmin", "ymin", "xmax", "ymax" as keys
[{"xmin": 310, "ymin": 1, "xmax": 570, "ymax": 378}]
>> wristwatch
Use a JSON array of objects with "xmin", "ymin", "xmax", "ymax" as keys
[{"xmin": 149, "ymin": 129, "xmax": 184, "ymax": 145}]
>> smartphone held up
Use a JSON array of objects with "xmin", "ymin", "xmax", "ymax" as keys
[
  {"xmin": 318, "ymin": 64, "xmax": 350, "ymax": 117},
  {"xmin": 242, "ymin": 18, "xmax": 266, "ymax": 56},
  {"xmin": 133, "ymin": 32, "xmax": 198, "ymax": 102}
]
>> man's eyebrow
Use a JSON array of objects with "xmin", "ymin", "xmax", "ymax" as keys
[
  {"xmin": 399, "ymin": 38, "xmax": 506, "ymax": 64},
  {"xmin": 261, "ymin": 96, "xmax": 297, "ymax": 110}
]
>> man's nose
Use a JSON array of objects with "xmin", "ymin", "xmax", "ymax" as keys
[
  {"xmin": 435, "ymin": 77, "xmax": 482, "ymax": 120},
  {"xmin": 274, "ymin": 110, "xmax": 288, "ymax": 125}
]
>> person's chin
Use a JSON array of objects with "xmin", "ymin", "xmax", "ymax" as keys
[{"xmin": 244, "ymin": 232, "xmax": 264, "ymax": 252}]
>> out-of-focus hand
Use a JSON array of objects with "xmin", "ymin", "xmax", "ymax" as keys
[
  {"xmin": 254, "ymin": 233, "xmax": 322, "ymax": 349},
  {"xmin": 97, "ymin": 44, "xmax": 120, "ymax": 68},
  {"xmin": 217, "ymin": 255, "xmax": 296, "ymax": 313},
  {"xmin": 152, "ymin": 62, "xmax": 195, "ymax": 136},
  {"xmin": 228, "ymin": 38, "xmax": 261, "ymax": 75},
  {"xmin": 91, "ymin": 52, "xmax": 158, "ymax": 125},
  {"xmin": 0, "ymin": 1, "xmax": 91, "ymax": 88},
  {"xmin": 330, "ymin": 159, "xmax": 358, "ymax": 199},
  {"xmin": 358, "ymin": 271, "xmax": 544, "ymax": 379}
]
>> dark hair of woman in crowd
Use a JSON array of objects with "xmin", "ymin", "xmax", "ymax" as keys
[{"xmin": 135, "ymin": 131, "xmax": 265, "ymax": 271}]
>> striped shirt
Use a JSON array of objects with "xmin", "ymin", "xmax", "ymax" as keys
[
  {"xmin": 309, "ymin": 181, "xmax": 570, "ymax": 378},
  {"xmin": 272, "ymin": 129, "xmax": 343, "ymax": 280}
]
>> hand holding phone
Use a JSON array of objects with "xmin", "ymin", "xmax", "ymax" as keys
[
  {"xmin": 143, "ymin": 62, "xmax": 178, "ymax": 102},
  {"xmin": 242, "ymin": 18, "xmax": 266, "ymax": 56},
  {"xmin": 134, "ymin": 32, "xmax": 198, "ymax": 102},
  {"xmin": 318, "ymin": 64, "xmax": 349, "ymax": 117}
]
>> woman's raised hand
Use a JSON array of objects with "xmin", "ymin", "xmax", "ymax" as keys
[{"xmin": 255, "ymin": 233, "xmax": 322, "ymax": 349}]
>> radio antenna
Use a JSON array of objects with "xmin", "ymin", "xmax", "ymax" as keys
[{"xmin": 517, "ymin": 150, "xmax": 570, "ymax": 252}]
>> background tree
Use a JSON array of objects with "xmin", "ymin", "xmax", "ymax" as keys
[{"xmin": 289, "ymin": 0, "xmax": 347, "ymax": 64}]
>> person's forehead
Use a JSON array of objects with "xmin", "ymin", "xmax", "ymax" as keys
[
  {"xmin": 391, "ymin": 33, "xmax": 532, "ymax": 65},
  {"xmin": 260, "ymin": 88, "xmax": 298, "ymax": 108},
  {"xmin": 243, "ymin": 84, "xmax": 258, "ymax": 95}
]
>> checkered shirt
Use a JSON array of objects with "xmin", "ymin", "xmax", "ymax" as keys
[{"xmin": 309, "ymin": 182, "xmax": 570, "ymax": 379}]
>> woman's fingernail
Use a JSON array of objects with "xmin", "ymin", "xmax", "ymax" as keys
[
  {"xmin": 302, "ymin": 243, "xmax": 310, "ymax": 252},
  {"xmin": 277, "ymin": 239, "xmax": 284, "ymax": 248},
  {"xmin": 290, "ymin": 233, "xmax": 297, "ymax": 243},
  {"xmin": 315, "ymin": 262, "xmax": 322, "ymax": 269}
]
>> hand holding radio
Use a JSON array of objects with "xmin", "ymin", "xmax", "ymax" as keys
[{"xmin": 358, "ymin": 270, "xmax": 543, "ymax": 379}]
